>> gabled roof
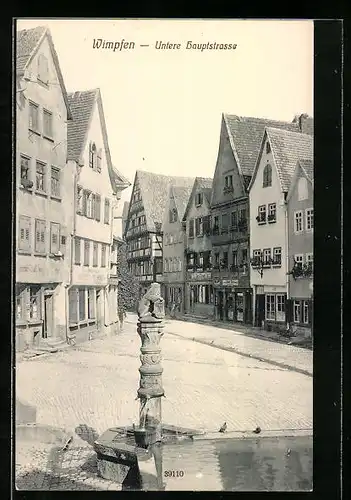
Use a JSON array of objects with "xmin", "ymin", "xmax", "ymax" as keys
[
  {"xmin": 182, "ymin": 177, "xmax": 213, "ymax": 222},
  {"xmin": 287, "ymin": 159, "xmax": 314, "ymax": 202},
  {"xmin": 249, "ymin": 127, "xmax": 313, "ymax": 193},
  {"xmin": 16, "ymin": 26, "xmax": 72, "ymax": 120},
  {"xmin": 128, "ymin": 170, "xmax": 195, "ymax": 233},
  {"xmin": 67, "ymin": 88, "xmax": 130, "ymax": 192},
  {"xmin": 171, "ymin": 184, "xmax": 195, "ymax": 222},
  {"xmin": 223, "ymin": 114, "xmax": 299, "ymax": 177},
  {"xmin": 299, "ymin": 159, "xmax": 314, "ymax": 182}
]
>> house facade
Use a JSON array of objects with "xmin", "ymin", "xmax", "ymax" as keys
[
  {"xmin": 66, "ymin": 88, "xmax": 129, "ymax": 344},
  {"xmin": 249, "ymin": 128, "xmax": 313, "ymax": 332},
  {"xmin": 209, "ymin": 114, "xmax": 306, "ymax": 325},
  {"xmin": 286, "ymin": 159, "xmax": 314, "ymax": 337},
  {"xmin": 15, "ymin": 26, "xmax": 73, "ymax": 352},
  {"xmin": 183, "ymin": 177, "xmax": 214, "ymax": 318},
  {"xmin": 124, "ymin": 170, "xmax": 194, "ymax": 298},
  {"xmin": 163, "ymin": 183, "xmax": 194, "ymax": 314}
]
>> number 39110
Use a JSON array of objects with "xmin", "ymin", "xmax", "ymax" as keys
[{"xmin": 164, "ymin": 470, "xmax": 184, "ymax": 478}]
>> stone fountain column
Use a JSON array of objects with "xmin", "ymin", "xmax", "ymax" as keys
[{"xmin": 136, "ymin": 283, "xmax": 165, "ymax": 444}]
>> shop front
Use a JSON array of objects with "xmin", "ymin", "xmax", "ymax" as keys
[
  {"xmin": 213, "ymin": 277, "xmax": 253, "ymax": 325},
  {"xmin": 185, "ymin": 271, "xmax": 213, "ymax": 318}
]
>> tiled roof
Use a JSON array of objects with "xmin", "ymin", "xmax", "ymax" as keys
[
  {"xmin": 172, "ymin": 184, "xmax": 195, "ymax": 221},
  {"xmin": 196, "ymin": 177, "xmax": 213, "ymax": 204},
  {"xmin": 67, "ymin": 89, "xmax": 98, "ymax": 161},
  {"xmin": 135, "ymin": 170, "xmax": 195, "ymax": 232},
  {"xmin": 224, "ymin": 114, "xmax": 300, "ymax": 176},
  {"xmin": 16, "ymin": 26, "xmax": 46, "ymax": 72},
  {"xmin": 16, "ymin": 26, "xmax": 72, "ymax": 120},
  {"xmin": 267, "ymin": 127, "xmax": 313, "ymax": 192},
  {"xmin": 299, "ymin": 158, "xmax": 314, "ymax": 182}
]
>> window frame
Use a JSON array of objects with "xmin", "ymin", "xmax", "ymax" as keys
[
  {"xmin": 273, "ymin": 246, "xmax": 282, "ymax": 266},
  {"xmin": 43, "ymin": 108, "xmax": 53, "ymax": 139},
  {"xmin": 104, "ymin": 198, "xmax": 110, "ymax": 224},
  {"xmin": 263, "ymin": 164, "xmax": 272, "ymax": 188},
  {"xmin": 294, "ymin": 210, "xmax": 304, "ymax": 233},
  {"xmin": 267, "ymin": 203, "xmax": 276, "ymax": 223},
  {"xmin": 93, "ymin": 242, "xmax": 98, "ymax": 267},
  {"xmin": 50, "ymin": 222, "xmax": 60, "ymax": 254},
  {"xmin": 20, "ymin": 155, "xmax": 31, "ymax": 184},
  {"xmin": 101, "ymin": 244, "xmax": 107, "ymax": 267},
  {"xmin": 84, "ymin": 239, "xmax": 90, "ymax": 266},
  {"xmin": 74, "ymin": 237, "xmax": 81, "ymax": 265},
  {"xmin": 258, "ymin": 205, "xmax": 267, "ymax": 224},
  {"xmin": 37, "ymin": 53, "xmax": 49, "ymax": 85},
  {"xmin": 18, "ymin": 215, "xmax": 31, "ymax": 253},
  {"xmin": 29, "ymin": 101, "xmax": 40, "ymax": 133},
  {"xmin": 263, "ymin": 248, "xmax": 272, "ymax": 267},
  {"xmin": 50, "ymin": 166, "xmax": 60, "ymax": 198},
  {"xmin": 298, "ymin": 177, "xmax": 308, "ymax": 201},
  {"xmin": 195, "ymin": 192, "xmax": 203, "ymax": 206},
  {"xmin": 34, "ymin": 219, "xmax": 46, "ymax": 254},
  {"xmin": 293, "ymin": 300, "xmax": 301, "ymax": 323},
  {"xmin": 305, "ymin": 208, "xmax": 314, "ymax": 231},
  {"xmin": 35, "ymin": 161, "xmax": 47, "ymax": 193}
]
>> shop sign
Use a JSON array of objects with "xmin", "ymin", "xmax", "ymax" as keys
[
  {"xmin": 222, "ymin": 279, "xmax": 238, "ymax": 287},
  {"xmin": 188, "ymin": 272, "xmax": 211, "ymax": 281}
]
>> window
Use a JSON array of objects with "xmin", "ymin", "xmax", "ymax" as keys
[
  {"xmin": 196, "ymin": 217, "xmax": 203, "ymax": 236},
  {"xmin": 95, "ymin": 194, "xmax": 101, "ymax": 221},
  {"xmin": 239, "ymin": 208, "xmax": 247, "ymax": 224},
  {"xmin": 88, "ymin": 289, "xmax": 95, "ymax": 319},
  {"xmin": 252, "ymin": 249, "xmax": 261, "ymax": 266},
  {"xmin": 198, "ymin": 252, "xmax": 204, "ymax": 268},
  {"xmin": 169, "ymin": 208, "xmax": 177, "ymax": 223},
  {"xmin": 266, "ymin": 141, "xmax": 271, "ymax": 154},
  {"xmin": 36, "ymin": 161, "xmax": 46, "ymax": 192},
  {"xmin": 306, "ymin": 253, "xmax": 313, "ymax": 271},
  {"xmin": 86, "ymin": 192, "xmax": 93, "ymax": 218},
  {"xmin": 263, "ymin": 164, "xmax": 272, "ymax": 187},
  {"xmin": 221, "ymin": 252, "xmax": 228, "ymax": 269},
  {"xmin": 101, "ymin": 244, "xmax": 107, "ymax": 267},
  {"xmin": 74, "ymin": 237, "xmax": 81, "ymax": 265},
  {"xmin": 263, "ymin": 248, "xmax": 271, "ymax": 266},
  {"xmin": 221, "ymin": 213, "xmax": 229, "ymax": 232},
  {"xmin": 51, "ymin": 167, "xmax": 60, "ymax": 197},
  {"xmin": 266, "ymin": 295, "xmax": 275, "ymax": 320},
  {"xmin": 34, "ymin": 219, "xmax": 46, "ymax": 253},
  {"xmin": 79, "ymin": 289, "xmax": 86, "ymax": 321},
  {"xmin": 18, "ymin": 216, "xmax": 31, "ymax": 252},
  {"xmin": 43, "ymin": 109, "xmax": 53, "ymax": 138},
  {"xmin": 231, "ymin": 211, "xmax": 237, "ymax": 229},
  {"xmin": 195, "ymin": 192, "xmax": 203, "ymax": 206},
  {"xmin": 29, "ymin": 286, "xmax": 41, "ymax": 320},
  {"xmin": 84, "ymin": 240, "xmax": 90, "ymax": 266},
  {"xmin": 303, "ymin": 300, "xmax": 309, "ymax": 324},
  {"xmin": 268, "ymin": 203, "xmax": 276, "ymax": 222},
  {"xmin": 76, "ymin": 186, "xmax": 83, "ymax": 214},
  {"xmin": 232, "ymin": 251, "xmax": 238, "ymax": 268},
  {"xmin": 294, "ymin": 254, "xmax": 304, "ymax": 271},
  {"xmin": 293, "ymin": 300, "xmax": 301, "ymax": 323},
  {"xmin": 20, "ymin": 155, "xmax": 30, "ymax": 182},
  {"xmin": 273, "ymin": 247, "xmax": 282, "ymax": 266},
  {"xmin": 224, "ymin": 175, "xmax": 233, "ymax": 190},
  {"xmin": 16, "ymin": 285, "xmax": 26, "ymax": 321},
  {"xmin": 294, "ymin": 211, "xmax": 303, "ymax": 233},
  {"xmin": 188, "ymin": 219, "xmax": 194, "ymax": 238},
  {"xmin": 97, "ymin": 149, "xmax": 102, "ymax": 173},
  {"xmin": 214, "ymin": 253, "xmax": 219, "ymax": 267},
  {"xmin": 276, "ymin": 295, "xmax": 285, "ymax": 322},
  {"xmin": 93, "ymin": 242, "xmax": 98, "ymax": 267},
  {"xmin": 298, "ymin": 177, "xmax": 308, "ymax": 201},
  {"xmin": 50, "ymin": 222, "xmax": 60, "ymax": 254},
  {"xmin": 306, "ymin": 208, "xmax": 314, "ymax": 231},
  {"xmin": 29, "ymin": 102, "xmax": 39, "ymax": 132},
  {"xmin": 257, "ymin": 205, "xmax": 266, "ymax": 223},
  {"xmin": 37, "ymin": 54, "xmax": 49, "ymax": 84},
  {"xmin": 68, "ymin": 289, "xmax": 78, "ymax": 323},
  {"xmin": 104, "ymin": 199, "xmax": 110, "ymax": 224},
  {"xmin": 241, "ymin": 249, "xmax": 248, "ymax": 265},
  {"xmin": 89, "ymin": 142, "xmax": 97, "ymax": 169}
]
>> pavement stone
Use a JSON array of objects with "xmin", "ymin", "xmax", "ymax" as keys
[{"xmin": 15, "ymin": 316, "xmax": 312, "ymax": 490}]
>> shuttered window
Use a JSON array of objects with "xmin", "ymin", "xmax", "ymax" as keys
[
  {"xmin": 50, "ymin": 222, "xmax": 60, "ymax": 254},
  {"xmin": 34, "ymin": 219, "xmax": 46, "ymax": 253},
  {"xmin": 19, "ymin": 216, "xmax": 31, "ymax": 251}
]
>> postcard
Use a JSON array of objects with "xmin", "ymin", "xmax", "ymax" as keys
[{"xmin": 14, "ymin": 18, "xmax": 314, "ymax": 492}]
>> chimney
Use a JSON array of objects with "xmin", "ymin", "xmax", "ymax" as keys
[{"xmin": 297, "ymin": 113, "xmax": 314, "ymax": 135}]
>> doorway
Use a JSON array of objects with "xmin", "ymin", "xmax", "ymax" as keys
[
  {"xmin": 255, "ymin": 294, "xmax": 265, "ymax": 327},
  {"xmin": 43, "ymin": 293, "xmax": 54, "ymax": 339},
  {"xmin": 217, "ymin": 291, "xmax": 224, "ymax": 320}
]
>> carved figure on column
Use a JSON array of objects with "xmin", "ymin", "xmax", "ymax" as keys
[{"xmin": 137, "ymin": 283, "xmax": 165, "ymax": 321}]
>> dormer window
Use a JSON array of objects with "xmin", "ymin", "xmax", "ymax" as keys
[
  {"xmin": 263, "ymin": 164, "xmax": 272, "ymax": 187},
  {"xmin": 266, "ymin": 141, "xmax": 271, "ymax": 154},
  {"xmin": 169, "ymin": 208, "xmax": 178, "ymax": 223},
  {"xmin": 38, "ymin": 54, "xmax": 49, "ymax": 85},
  {"xmin": 89, "ymin": 142, "xmax": 97, "ymax": 169},
  {"xmin": 195, "ymin": 192, "xmax": 203, "ymax": 206}
]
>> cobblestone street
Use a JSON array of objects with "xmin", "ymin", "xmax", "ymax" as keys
[{"xmin": 16, "ymin": 316, "xmax": 313, "ymax": 490}]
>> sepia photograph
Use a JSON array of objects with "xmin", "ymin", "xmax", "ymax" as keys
[{"xmin": 14, "ymin": 18, "xmax": 314, "ymax": 492}]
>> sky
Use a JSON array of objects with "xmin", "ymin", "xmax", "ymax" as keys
[{"xmin": 16, "ymin": 19, "xmax": 314, "ymax": 204}]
